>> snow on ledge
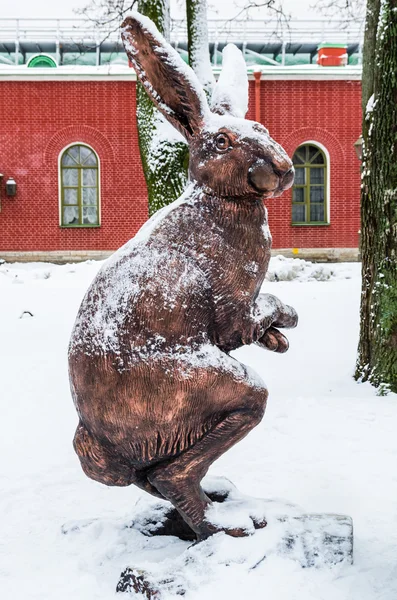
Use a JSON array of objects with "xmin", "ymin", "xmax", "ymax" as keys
[{"xmin": 0, "ymin": 64, "xmax": 362, "ymax": 81}]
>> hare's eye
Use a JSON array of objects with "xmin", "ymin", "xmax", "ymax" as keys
[{"xmin": 215, "ymin": 133, "xmax": 231, "ymax": 151}]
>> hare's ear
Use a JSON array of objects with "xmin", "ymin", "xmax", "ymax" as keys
[
  {"xmin": 121, "ymin": 13, "xmax": 209, "ymax": 140},
  {"xmin": 210, "ymin": 44, "xmax": 249, "ymax": 119}
]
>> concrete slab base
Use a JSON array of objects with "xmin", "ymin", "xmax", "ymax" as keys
[{"xmin": 0, "ymin": 248, "xmax": 359, "ymax": 264}]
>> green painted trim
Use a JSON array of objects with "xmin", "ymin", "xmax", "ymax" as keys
[
  {"xmin": 60, "ymin": 144, "xmax": 100, "ymax": 227},
  {"xmin": 28, "ymin": 54, "xmax": 57, "ymax": 68},
  {"xmin": 317, "ymin": 43, "xmax": 347, "ymax": 49},
  {"xmin": 292, "ymin": 144, "xmax": 328, "ymax": 225},
  {"xmin": 60, "ymin": 225, "xmax": 101, "ymax": 228},
  {"xmin": 291, "ymin": 222, "xmax": 330, "ymax": 227}
]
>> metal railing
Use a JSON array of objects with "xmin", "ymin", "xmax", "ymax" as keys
[
  {"xmin": 172, "ymin": 17, "xmax": 364, "ymax": 44},
  {"xmin": 0, "ymin": 17, "xmax": 364, "ymax": 67}
]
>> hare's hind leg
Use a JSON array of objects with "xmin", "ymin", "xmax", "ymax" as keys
[
  {"xmin": 146, "ymin": 355, "xmax": 268, "ymax": 540},
  {"xmin": 73, "ymin": 422, "xmax": 164, "ymax": 499}
]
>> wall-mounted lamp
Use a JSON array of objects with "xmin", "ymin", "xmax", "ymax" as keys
[
  {"xmin": 6, "ymin": 177, "xmax": 17, "ymax": 197},
  {"xmin": 354, "ymin": 135, "xmax": 363, "ymax": 161}
]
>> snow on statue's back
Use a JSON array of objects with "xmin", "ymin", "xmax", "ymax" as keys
[{"xmin": 68, "ymin": 11, "xmax": 298, "ymax": 542}]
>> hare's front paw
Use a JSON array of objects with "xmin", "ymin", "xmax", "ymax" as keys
[
  {"xmin": 254, "ymin": 294, "xmax": 298, "ymax": 331},
  {"xmin": 259, "ymin": 326, "xmax": 290, "ymax": 354},
  {"xmin": 254, "ymin": 295, "xmax": 298, "ymax": 353},
  {"xmin": 273, "ymin": 302, "xmax": 298, "ymax": 329}
]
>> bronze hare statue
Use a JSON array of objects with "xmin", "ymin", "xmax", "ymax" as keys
[{"xmin": 69, "ymin": 12, "xmax": 298, "ymax": 541}]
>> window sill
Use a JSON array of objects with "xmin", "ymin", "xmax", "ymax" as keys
[
  {"xmin": 291, "ymin": 222, "xmax": 330, "ymax": 227},
  {"xmin": 60, "ymin": 224, "xmax": 101, "ymax": 228}
]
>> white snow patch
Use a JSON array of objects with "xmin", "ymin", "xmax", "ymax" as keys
[
  {"xmin": 150, "ymin": 111, "xmax": 186, "ymax": 147},
  {"xmin": 266, "ymin": 255, "xmax": 355, "ymax": 282},
  {"xmin": 366, "ymin": 93, "xmax": 375, "ymax": 114}
]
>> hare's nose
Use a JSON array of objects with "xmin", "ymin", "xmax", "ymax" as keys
[
  {"xmin": 279, "ymin": 167, "xmax": 295, "ymax": 190},
  {"xmin": 248, "ymin": 161, "xmax": 279, "ymax": 194}
]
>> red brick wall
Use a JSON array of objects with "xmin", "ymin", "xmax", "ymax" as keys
[
  {"xmin": 247, "ymin": 79, "xmax": 362, "ymax": 249},
  {"xmin": 0, "ymin": 78, "xmax": 361, "ymax": 252},
  {"xmin": 0, "ymin": 81, "xmax": 148, "ymax": 251}
]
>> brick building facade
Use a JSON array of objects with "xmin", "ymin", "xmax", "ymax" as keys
[{"xmin": 0, "ymin": 66, "xmax": 362, "ymax": 262}]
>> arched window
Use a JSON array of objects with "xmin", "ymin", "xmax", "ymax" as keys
[
  {"xmin": 60, "ymin": 144, "xmax": 99, "ymax": 227},
  {"xmin": 292, "ymin": 144, "xmax": 327, "ymax": 225}
]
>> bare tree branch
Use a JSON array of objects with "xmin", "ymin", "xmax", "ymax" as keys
[
  {"xmin": 227, "ymin": 0, "xmax": 289, "ymax": 23},
  {"xmin": 312, "ymin": 0, "xmax": 366, "ymax": 23},
  {"xmin": 75, "ymin": 0, "xmax": 137, "ymax": 32},
  {"xmin": 208, "ymin": 0, "xmax": 290, "ymax": 39},
  {"xmin": 76, "ymin": 0, "xmax": 291, "ymax": 52}
]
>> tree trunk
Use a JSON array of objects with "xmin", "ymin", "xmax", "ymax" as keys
[
  {"xmin": 186, "ymin": 0, "xmax": 214, "ymax": 96},
  {"xmin": 361, "ymin": 0, "xmax": 380, "ymax": 114},
  {"xmin": 355, "ymin": 0, "xmax": 397, "ymax": 394},
  {"xmin": 137, "ymin": 0, "xmax": 188, "ymax": 215}
]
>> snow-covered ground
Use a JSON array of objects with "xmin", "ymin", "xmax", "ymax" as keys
[{"xmin": 1, "ymin": 257, "xmax": 397, "ymax": 600}]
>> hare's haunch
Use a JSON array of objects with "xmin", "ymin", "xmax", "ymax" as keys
[{"xmin": 69, "ymin": 12, "xmax": 298, "ymax": 541}]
